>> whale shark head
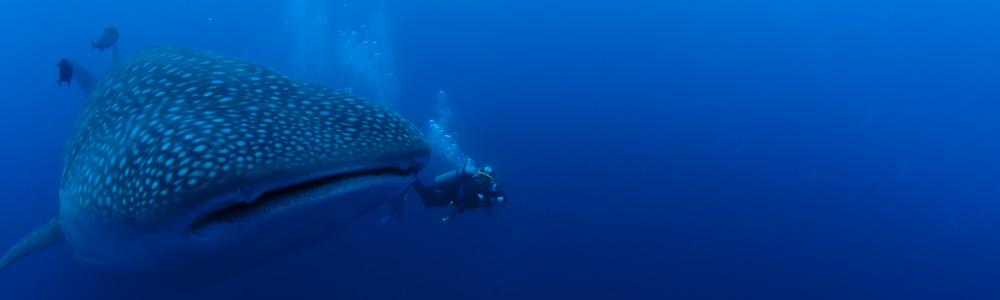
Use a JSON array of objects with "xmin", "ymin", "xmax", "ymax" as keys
[{"xmin": 14, "ymin": 45, "xmax": 430, "ymax": 284}]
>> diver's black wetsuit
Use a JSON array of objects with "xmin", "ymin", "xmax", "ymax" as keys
[{"xmin": 392, "ymin": 165, "xmax": 504, "ymax": 222}]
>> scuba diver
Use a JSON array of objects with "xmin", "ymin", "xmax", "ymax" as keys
[{"xmin": 387, "ymin": 163, "xmax": 506, "ymax": 223}]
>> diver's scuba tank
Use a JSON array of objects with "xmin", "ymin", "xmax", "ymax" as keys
[{"xmin": 433, "ymin": 163, "xmax": 478, "ymax": 186}]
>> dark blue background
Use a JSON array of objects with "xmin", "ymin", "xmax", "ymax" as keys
[{"xmin": 1, "ymin": 0, "xmax": 999, "ymax": 298}]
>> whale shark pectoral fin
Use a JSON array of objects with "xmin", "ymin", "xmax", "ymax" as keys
[{"xmin": 0, "ymin": 216, "xmax": 64, "ymax": 272}]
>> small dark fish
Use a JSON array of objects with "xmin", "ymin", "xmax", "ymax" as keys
[
  {"xmin": 91, "ymin": 26, "xmax": 119, "ymax": 55},
  {"xmin": 56, "ymin": 59, "xmax": 72, "ymax": 86}
]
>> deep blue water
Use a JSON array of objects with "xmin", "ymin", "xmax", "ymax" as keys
[{"xmin": 2, "ymin": 0, "xmax": 1000, "ymax": 298}]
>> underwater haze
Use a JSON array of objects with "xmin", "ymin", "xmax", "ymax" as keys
[{"xmin": 2, "ymin": 0, "xmax": 1000, "ymax": 298}]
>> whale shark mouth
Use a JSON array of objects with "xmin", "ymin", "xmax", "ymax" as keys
[{"xmin": 190, "ymin": 166, "xmax": 418, "ymax": 234}]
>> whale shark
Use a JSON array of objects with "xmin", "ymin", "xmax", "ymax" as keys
[{"xmin": 0, "ymin": 45, "xmax": 429, "ymax": 285}]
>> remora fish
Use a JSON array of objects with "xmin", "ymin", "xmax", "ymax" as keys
[
  {"xmin": 0, "ymin": 45, "xmax": 429, "ymax": 285},
  {"xmin": 91, "ymin": 26, "xmax": 119, "ymax": 55}
]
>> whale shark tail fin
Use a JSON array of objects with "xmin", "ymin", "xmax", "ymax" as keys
[
  {"xmin": 112, "ymin": 44, "xmax": 121, "ymax": 65},
  {"xmin": 0, "ymin": 216, "xmax": 64, "ymax": 272}
]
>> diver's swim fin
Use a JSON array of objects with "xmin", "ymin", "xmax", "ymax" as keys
[
  {"xmin": 382, "ymin": 193, "xmax": 407, "ymax": 224},
  {"xmin": 60, "ymin": 59, "xmax": 97, "ymax": 97}
]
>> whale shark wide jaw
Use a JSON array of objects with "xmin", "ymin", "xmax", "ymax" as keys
[{"xmin": 189, "ymin": 163, "xmax": 421, "ymax": 237}]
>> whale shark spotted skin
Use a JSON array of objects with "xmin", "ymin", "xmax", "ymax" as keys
[{"xmin": 0, "ymin": 45, "xmax": 429, "ymax": 284}]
